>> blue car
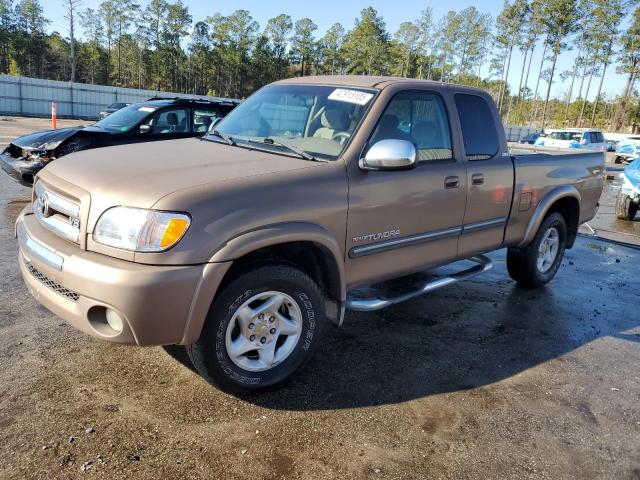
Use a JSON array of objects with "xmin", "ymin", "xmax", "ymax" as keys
[
  {"xmin": 615, "ymin": 136, "xmax": 640, "ymax": 164},
  {"xmin": 519, "ymin": 132, "xmax": 545, "ymax": 144},
  {"xmin": 616, "ymin": 159, "xmax": 640, "ymax": 220}
]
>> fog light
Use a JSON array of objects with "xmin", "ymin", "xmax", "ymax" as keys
[{"xmin": 106, "ymin": 309, "xmax": 124, "ymax": 333}]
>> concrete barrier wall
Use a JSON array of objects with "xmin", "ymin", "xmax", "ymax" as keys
[
  {"xmin": 504, "ymin": 125, "xmax": 544, "ymax": 142},
  {"xmin": 0, "ymin": 75, "xmax": 233, "ymax": 120}
]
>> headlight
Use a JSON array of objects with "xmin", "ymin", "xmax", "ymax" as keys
[
  {"xmin": 41, "ymin": 140, "xmax": 64, "ymax": 150},
  {"xmin": 93, "ymin": 207, "xmax": 191, "ymax": 252}
]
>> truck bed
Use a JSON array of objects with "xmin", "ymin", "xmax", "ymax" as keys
[
  {"xmin": 508, "ymin": 143, "xmax": 605, "ymax": 157},
  {"xmin": 503, "ymin": 144, "xmax": 605, "ymax": 247}
]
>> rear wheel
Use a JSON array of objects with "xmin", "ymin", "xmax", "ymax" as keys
[
  {"xmin": 507, "ymin": 212, "xmax": 567, "ymax": 288},
  {"xmin": 187, "ymin": 264, "xmax": 326, "ymax": 394},
  {"xmin": 615, "ymin": 193, "xmax": 639, "ymax": 221}
]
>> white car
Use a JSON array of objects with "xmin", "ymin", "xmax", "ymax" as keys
[{"xmin": 534, "ymin": 129, "xmax": 606, "ymax": 151}]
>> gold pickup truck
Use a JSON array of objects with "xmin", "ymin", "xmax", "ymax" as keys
[{"xmin": 15, "ymin": 76, "xmax": 605, "ymax": 393}]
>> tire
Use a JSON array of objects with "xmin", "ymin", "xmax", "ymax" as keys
[
  {"xmin": 614, "ymin": 156, "xmax": 622, "ymax": 164},
  {"xmin": 615, "ymin": 193, "xmax": 639, "ymax": 221},
  {"xmin": 507, "ymin": 212, "xmax": 567, "ymax": 288},
  {"xmin": 186, "ymin": 264, "xmax": 326, "ymax": 394}
]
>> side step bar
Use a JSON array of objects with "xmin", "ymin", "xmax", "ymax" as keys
[{"xmin": 346, "ymin": 255, "xmax": 493, "ymax": 312}]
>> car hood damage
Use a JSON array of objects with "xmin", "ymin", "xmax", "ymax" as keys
[{"xmin": 11, "ymin": 126, "xmax": 108, "ymax": 151}]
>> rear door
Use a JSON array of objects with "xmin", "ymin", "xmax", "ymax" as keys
[
  {"xmin": 191, "ymin": 107, "xmax": 223, "ymax": 136},
  {"xmin": 588, "ymin": 131, "xmax": 606, "ymax": 151},
  {"xmin": 454, "ymin": 93, "xmax": 514, "ymax": 257},
  {"xmin": 345, "ymin": 89, "xmax": 467, "ymax": 287}
]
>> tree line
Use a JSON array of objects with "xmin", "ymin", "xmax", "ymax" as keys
[{"xmin": 0, "ymin": 0, "xmax": 639, "ymax": 132}]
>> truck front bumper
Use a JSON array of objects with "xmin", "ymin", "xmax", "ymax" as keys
[{"xmin": 16, "ymin": 212, "xmax": 231, "ymax": 346}]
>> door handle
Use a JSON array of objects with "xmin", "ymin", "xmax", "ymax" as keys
[
  {"xmin": 444, "ymin": 176, "xmax": 460, "ymax": 189},
  {"xmin": 471, "ymin": 173, "xmax": 485, "ymax": 186}
]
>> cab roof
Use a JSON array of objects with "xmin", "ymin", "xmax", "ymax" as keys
[{"xmin": 274, "ymin": 75, "xmax": 487, "ymax": 95}]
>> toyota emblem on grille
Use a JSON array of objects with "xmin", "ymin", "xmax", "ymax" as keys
[{"xmin": 37, "ymin": 193, "xmax": 52, "ymax": 218}]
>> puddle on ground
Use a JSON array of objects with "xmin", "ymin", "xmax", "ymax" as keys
[
  {"xmin": 588, "ymin": 175, "xmax": 640, "ymax": 240},
  {"xmin": 586, "ymin": 242, "xmax": 609, "ymax": 252}
]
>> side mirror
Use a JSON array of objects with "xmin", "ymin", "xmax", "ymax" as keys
[
  {"xmin": 360, "ymin": 139, "xmax": 417, "ymax": 171},
  {"xmin": 139, "ymin": 124, "xmax": 152, "ymax": 134}
]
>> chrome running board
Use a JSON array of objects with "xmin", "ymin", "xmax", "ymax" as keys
[{"xmin": 346, "ymin": 255, "xmax": 493, "ymax": 312}]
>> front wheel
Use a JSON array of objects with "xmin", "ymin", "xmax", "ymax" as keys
[
  {"xmin": 187, "ymin": 264, "xmax": 326, "ymax": 394},
  {"xmin": 507, "ymin": 212, "xmax": 567, "ymax": 288},
  {"xmin": 615, "ymin": 193, "xmax": 639, "ymax": 221}
]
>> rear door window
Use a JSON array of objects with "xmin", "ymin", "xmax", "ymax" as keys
[
  {"xmin": 192, "ymin": 108, "xmax": 222, "ymax": 133},
  {"xmin": 454, "ymin": 94, "xmax": 499, "ymax": 160}
]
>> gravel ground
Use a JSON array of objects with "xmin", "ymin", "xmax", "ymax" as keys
[{"xmin": 1, "ymin": 124, "xmax": 640, "ymax": 479}]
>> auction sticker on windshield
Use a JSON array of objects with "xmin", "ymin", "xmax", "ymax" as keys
[{"xmin": 328, "ymin": 88, "xmax": 374, "ymax": 106}]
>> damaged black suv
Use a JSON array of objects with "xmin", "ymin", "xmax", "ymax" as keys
[{"xmin": 1, "ymin": 97, "xmax": 239, "ymax": 186}]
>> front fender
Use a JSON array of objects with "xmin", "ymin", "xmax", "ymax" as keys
[
  {"xmin": 518, "ymin": 185, "xmax": 581, "ymax": 247},
  {"xmin": 210, "ymin": 222, "xmax": 346, "ymax": 301}
]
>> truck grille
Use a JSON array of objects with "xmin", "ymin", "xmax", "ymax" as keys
[
  {"xmin": 34, "ymin": 182, "xmax": 81, "ymax": 244},
  {"xmin": 26, "ymin": 262, "xmax": 80, "ymax": 302}
]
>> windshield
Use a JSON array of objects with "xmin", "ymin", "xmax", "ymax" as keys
[
  {"xmin": 94, "ymin": 104, "xmax": 154, "ymax": 132},
  {"xmin": 549, "ymin": 131, "xmax": 582, "ymax": 141},
  {"xmin": 207, "ymin": 84, "xmax": 377, "ymax": 160}
]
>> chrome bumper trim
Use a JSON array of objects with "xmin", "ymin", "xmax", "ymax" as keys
[
  {"xmin": 16, "ymin": 219, "xmax": 64, "ymax": 271},
  {"xmin": 33, "ymin": 208, "xmax": 80, "ymax": 243}
]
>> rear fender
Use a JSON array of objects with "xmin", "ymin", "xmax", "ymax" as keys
[{"xmin": 518, "ymin": 186, "xmax": 581, "ymax": 248}]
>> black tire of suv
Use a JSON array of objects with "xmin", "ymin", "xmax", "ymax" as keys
[
  {"xmin": 186, "ymin": 264, "xmax": 326, "ymax": 394},
  {"xmin": 615, "ymin": 193, "xmax": 639, "ymax": 221},
  {"xmin": 506, "ymin": 212, "xmax": 568, "ymax": 288}
]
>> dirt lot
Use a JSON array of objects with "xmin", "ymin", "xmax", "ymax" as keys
[{"xmin": 1, "ymin": 121, "xmax": 640, "ymax": 479}]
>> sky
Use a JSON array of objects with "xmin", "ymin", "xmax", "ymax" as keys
[{"xmin": 38, "ymin": 0, "xmax": 632, "ymax": 100}]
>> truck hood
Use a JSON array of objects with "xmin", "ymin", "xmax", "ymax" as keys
[{"xmin": 39, "ymin": 137, "xmax": 321, "ymax": 213}]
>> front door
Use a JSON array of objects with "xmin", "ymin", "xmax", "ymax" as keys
[
  {"xmin": 453, "ymin": 93, "xmax": 514, "ymax": 257},
  {"xmin": 148, "ymin": 107, "xmax": 192, "ymax": 140},
  {"xmin": 345, "ymin": 90, "xmax": 467, "ymax": 289}
]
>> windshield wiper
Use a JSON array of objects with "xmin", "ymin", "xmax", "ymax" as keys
[
  {"xmin": 210, "ymin": 129, "xmax": 235, "ymax": 146},
  {"xmin": 246, "ymin": 137, "xmax": 317, "ymax": 161}
]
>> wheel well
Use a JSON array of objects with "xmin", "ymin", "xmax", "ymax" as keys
[
  {"xmin": 219, "ymin": 241, "xmax": 342, "ymax": 302},
  {"xmin": 547, "ymin": 196, "xmax": 580, "ymax": 248}
]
